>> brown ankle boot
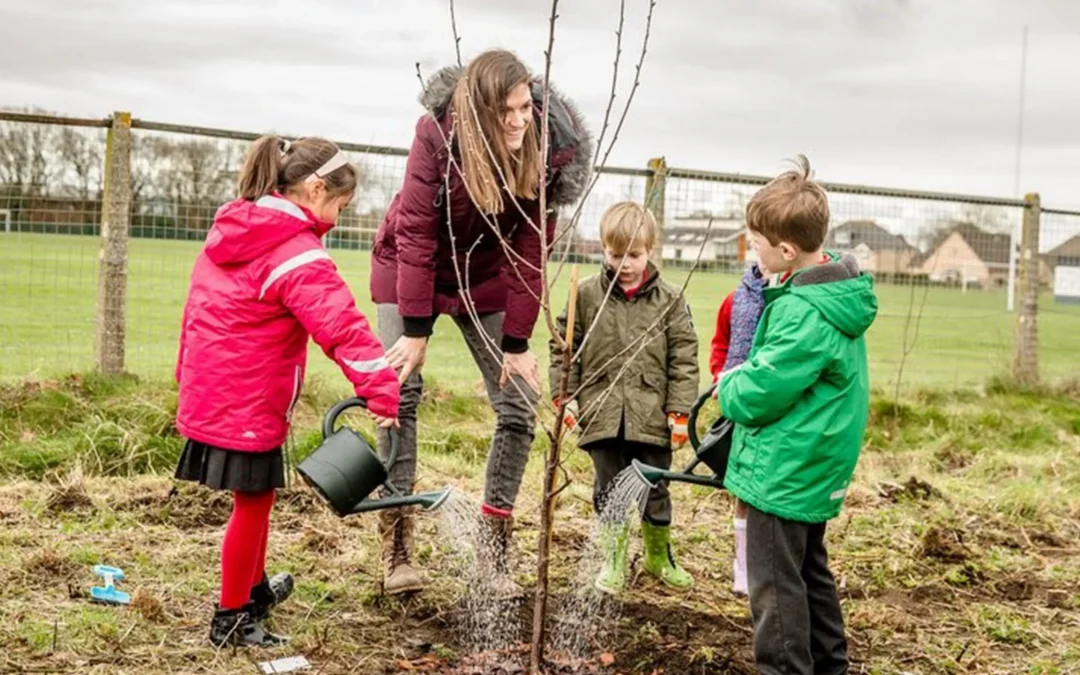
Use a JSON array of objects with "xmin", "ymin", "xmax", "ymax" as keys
[
  {"xmin": 480, "ymin": 514, "xmax": 523, "ymax": 599},
  {"xmin": 379, "ymin": 508, "xmax": 424, "ymax": 595}
]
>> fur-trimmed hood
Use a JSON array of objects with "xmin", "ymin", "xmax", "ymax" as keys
[{"xmin": 418, "ymin": 64, "xmax": 594, "ymax": 208}]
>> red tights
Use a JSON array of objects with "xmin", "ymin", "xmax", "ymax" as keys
[{"xmin": 220, "ymin": 489, "xmax": 275, "ymax": 610}]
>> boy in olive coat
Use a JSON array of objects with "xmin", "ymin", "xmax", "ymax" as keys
[{"xmin": 551, "ymin": 201, "xmax": 699, "ymax": 594}]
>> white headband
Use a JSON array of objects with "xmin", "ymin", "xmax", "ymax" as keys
[{"xmin": 305, "ymin": 150, "xmax": 350, "ymax": 183}]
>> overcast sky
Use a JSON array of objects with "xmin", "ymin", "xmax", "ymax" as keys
[{"xmin": 2, "ymin": 0, "xmax": 1079, "ymax": 213}]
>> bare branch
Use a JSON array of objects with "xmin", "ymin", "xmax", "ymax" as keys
[
  {"xmin": 571, "ymin": 210, "xmax": 658, "ymax": 363},
  {"xmin": 433, "ymin": 126, "xmax": 552, "ymax": 436},
  {"xmin": 439, "ymin": 118, "xmax": 552, "ymax": 438},
  {"xmin": 590, "ymin": 0, "xmax": 626, "ymax": 168},
  {"xmin": 531, "ymin": 0, "xmax": 565, "ymax": 363},
  {"xmin": 547, "ymin": 0, "xmax": 657, "ymax": 289},
  {"xmin": 415, "ymin": 3, "xmax": 659, "ymax": 668},
  {"xmin": 461, "ymin": 84, "xmax": 545, "ymax": 238},
  {"xmin": 419, "ymin": 60, "xmax": 562, "ymax": 355},
  {"xmin": 413, "ymin": 64, "xmax": 548, "ymax": 296},
  {"xmin": 561, "ymin": 0, "xmax": 656, "ymax": 232},
  {"xmin": 449, "ymin": 0, "xmax": 463, "ymax": 67},
  {"xmin": 414, "ymin": 64, "xmax": 545, "ymax": 282},
  {"xmin": 531, "ymin": 0, "xmax": 562, "ymax": 668},
  {"xmin": 410, "ymin": 66, "xmax": 558, "ymax": 449},
  {"xmin": 546, "ymin": 162, "xmax": 663, "ymax": 290},
  {"xmin": 550, "ymin": 471, "xmax": 573, "ymax": 500},
  {"xmin": 593, "ymin": 0, "xmax": 654, "ymax": 174},
  {"xmin": 571, "ymin": 218, "xmax": 712, "ymax": 426},
  {"xmin": 417, "ymin": 65, "xmax": 547, "ymax": 285},
  {"xmin": 892, "ymin": 235, "xmax": 941, "ymax": 416}
]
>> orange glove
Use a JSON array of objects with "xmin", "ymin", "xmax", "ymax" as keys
[
  {"xmin": 555, "ymin": 397, "xmax": 579, "ymax": 432},
  {"xmin": 668, "ymin": 412, "xmax": 689, "ymax": 449}
]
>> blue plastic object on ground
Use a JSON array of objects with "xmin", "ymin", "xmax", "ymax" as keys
[{"xmin": 90, "ymin": 564, "xmax": 131, "ymax": 605}]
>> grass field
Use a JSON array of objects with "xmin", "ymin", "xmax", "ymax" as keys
[
  {"xmin": 3, "ymin": 233, "xmax": 1080, "ymax": 395},
  {"xmin": 3, "ymin": 233, "xmax": 1080, "ymax": 672},
  {"xmin": 0, "ymin": 375, "xmax": 1078, "ymax": 673}
]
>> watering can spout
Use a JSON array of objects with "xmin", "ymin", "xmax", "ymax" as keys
[
  {"xmin": 630, "ymin": 459, "xmax": 727, "ymax": 490},
  {"xmin": 348, "ymin": 486, "xmax": 453, "ymax": 515},
  {"xmin": 626, "ymin": 385, "xmax": 734, "ymax": 492},
  {"xmin": 631, "ymin": 459, "xmax": 664, "ymax": 489}
]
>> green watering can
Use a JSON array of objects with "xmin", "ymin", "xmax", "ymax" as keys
[
  {"xmin": 632, "ymin": 382, "xmax": 733, "ymax": 490},
  {"xmin": 296, "ymin": 398, "xmax": 451, "ymax": 516}
]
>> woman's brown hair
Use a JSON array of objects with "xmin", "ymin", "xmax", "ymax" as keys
[
  {"xmin": 451, "ymin": 50, "xmax": 541, "ymax": 215},
  {"xmin": 237, "ymin": 136, "xmax": 358, "ymax": 201}
]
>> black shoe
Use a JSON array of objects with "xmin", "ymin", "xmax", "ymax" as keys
[
  {"xmin": 250, "ymin": 572, "xmax": 295, "ymax": 622},
  {"xmin": 209, "ymin": 604, "xmax": 289, "ymax": 648}
]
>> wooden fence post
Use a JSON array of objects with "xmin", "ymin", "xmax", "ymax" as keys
[
  {"xmin": 95, "ymin": 111, "xmax": 132, "ymax": 375},
  {"xmin": 1012, "ymin": 192, "xmax": 1040, "ymax": 385},
  {"xmin": 645, "ymin": 156, "xmax": 667, "ymax": 269}
]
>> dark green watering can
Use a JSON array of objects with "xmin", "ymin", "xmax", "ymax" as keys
[
  {"xmin": 632, "ymin": 382, "xmax": 733, "ymax": 490},
  {"xmin": 296, "ymin": 398, "xmax": 451, "ymax": 517}
]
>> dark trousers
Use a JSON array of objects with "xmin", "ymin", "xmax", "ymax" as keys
[
  {"xmin": 587, "ymin": 439, "xmax": 672, "ymax": 526},
  {"xmin": 746, "ymin": 505, "xmax": 849, "ymax": 675}
]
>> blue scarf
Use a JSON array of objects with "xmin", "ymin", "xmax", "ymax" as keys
[{"xmin": 721, "ymin": 263, "xmax": 766, "ymax": 372}]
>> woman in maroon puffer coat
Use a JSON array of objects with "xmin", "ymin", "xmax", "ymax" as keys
[{"xmin": 369, "ymin": 49, "xmax": 592, "ymax": 596}]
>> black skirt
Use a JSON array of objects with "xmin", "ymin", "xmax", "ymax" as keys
[{"xmin": 175, "ymin": 439, "xmax": 286, "ymax": 492}]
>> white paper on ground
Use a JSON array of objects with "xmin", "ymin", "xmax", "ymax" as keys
[{"xmin": 257, "ymin": 656, "xmax": 312, "ymax": 674}]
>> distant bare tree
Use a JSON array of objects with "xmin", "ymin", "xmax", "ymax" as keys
[
  {"xmin": 130, "ymin": 135, "xmax": 171, "ymax": 203},
  {"xmin": 164, "ymin": 139, "xmax": 236, "ymax": 205},
  {"xmin": 56, "ymin": 127, "xmax": 103, "ymax": 200},
  {"xmin": 0, "ymin": 107, "xmax": 58, "ymax": 196},
  {"xmin": 959, "ymin": 204, "xmax": 1011, "ymax": 235}
]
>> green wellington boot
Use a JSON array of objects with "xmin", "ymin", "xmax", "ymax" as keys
[
  {"xmin": 594, "ymin": 523, "xmax": 631, "ymax": 595},
  {"xmin": 641, "ymin": 521, "xmax": 693, "ymax": 590}
]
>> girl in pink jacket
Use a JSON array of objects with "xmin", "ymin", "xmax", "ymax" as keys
[{"xmin": 174, "ymin": 135, "xmax": 400, "ymax": 647}]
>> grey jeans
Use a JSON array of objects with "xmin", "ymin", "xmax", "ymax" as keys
[
  {"xmin": 375, "ymin": 305, "xmax": 538, "ymax": 511},
  {"xmin": 746, "ymin": 505, "xmax": 849, "ymax": 675}
]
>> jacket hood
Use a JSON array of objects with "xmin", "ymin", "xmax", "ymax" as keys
[
  {"xmin": 779, "ymin": 253, "xmax": 878, "ymax": 339},
  {"xmin": 418, "ymin": 64, "xmax": 594, "ymax": 207},
  {"xmin": 205, "ymin": 194, "xmax": 332, "ymax": 266}
]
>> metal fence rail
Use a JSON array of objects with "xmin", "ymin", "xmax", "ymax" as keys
[{"xmin": 2, "ymin": 110, "xmax": 1079, "ymax": 391}]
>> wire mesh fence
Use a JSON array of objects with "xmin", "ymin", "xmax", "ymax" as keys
[{"xmin": 2, "ymin": 110, "xmax": 1079, "ymax": 392}]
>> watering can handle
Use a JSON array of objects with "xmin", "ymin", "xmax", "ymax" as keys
[
  {"xmin": 321, "ymin": 397, "xmax": 400, "ymax": 471},
  {"xmin": 687, "ymin": 382, "xmax": 718, "ymax": 451}
]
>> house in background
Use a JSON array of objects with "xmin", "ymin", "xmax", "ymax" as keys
[
  {"xmin": 915, "ymin": 222, "xmax": 1013, "ymax": 289},
  {"xmin": 661, "ymin": 226, "xmax": 744, "ymax": 263},
  {"xmin": 1046, "ymin": 233, "xmax": 1080, "ymax": 304},
  {"xmin": 824, "ymin": 220, "xmax": 917, "ymax": 275},
  {"xmin": 660, "ymin": 211, "xmax": 744, "ymax": 264},
  {"xmin": 1047, "ymin": 233, "xmax": 1080, "ymax": 269}
]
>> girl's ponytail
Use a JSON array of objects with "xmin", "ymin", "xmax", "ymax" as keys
[{"xmin": 237, "ymin": 135, "xmax": 286, "ymax": 201}]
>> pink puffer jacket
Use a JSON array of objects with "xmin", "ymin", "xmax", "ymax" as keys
[{"xmin": 176, "ymin": 194, "xmax": 399, "ymax": 452}]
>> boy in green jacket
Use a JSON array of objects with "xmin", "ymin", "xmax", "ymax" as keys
[
  {"xmin": 551, "ymin": 201, "xmax": 699, "ymax": 594},
  {"xmin": 718, "ymin": 156, "xmax": 878, "ymax": 674}
]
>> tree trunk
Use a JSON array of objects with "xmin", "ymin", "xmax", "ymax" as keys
[{"xmin": 530, "ymin": 265, "xmax": 579, "ymax": 673}]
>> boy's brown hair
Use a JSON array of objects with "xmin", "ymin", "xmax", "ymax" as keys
[
  {"xmin": 745, "ymin": 154, "xmax": 829, "ymax": 251},
  {"xmin": 599, "ymin": 201, "xmax": 657, "ymax": 254}
]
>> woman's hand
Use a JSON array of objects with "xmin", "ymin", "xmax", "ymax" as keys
[
  {"xmin": 385, "ymin": 335, "xmax": 428, "ymax": 384},
  {"xmin": 500, "ymin": 350, "xmax": 541, "ymax": 395}
]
